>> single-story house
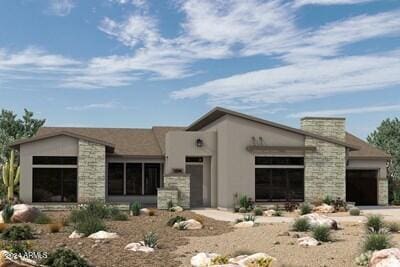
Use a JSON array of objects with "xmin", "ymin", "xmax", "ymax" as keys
[{"xmin": 11, "ymin": 107, "xmax": 390, "ymax": 209}]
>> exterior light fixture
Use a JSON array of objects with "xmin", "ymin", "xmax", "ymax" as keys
[{"xmin": 196, "ymin": 138, "xmax": 204, "ymax": 147}]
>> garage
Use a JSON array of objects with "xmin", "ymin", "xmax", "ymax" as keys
[{"xmin": 346, "ymin": 170, "xmax": 378, "ymax": 205}]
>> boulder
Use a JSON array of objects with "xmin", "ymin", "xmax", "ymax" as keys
[
  {"xmin": 313, "ymin": 204, "xmax": 335, "ymax": 213},
  {"xmin": 140, "ymin": 208, "xmax": 150, "ymax": 215},
  {"xmin": 190, "ymin": 252, "xmax": 220, "ymax": 267},
  {"xmin": 169, "ymin": 206, "xmax": 183, "ymax": 212},
  {"xmin": 125, "ymin": 242, "xmax": 154, "ymax": 253},
  {"xmin": 10, "ymin": 204, "xmax": 40, "ymax": 223},
  {"xmin": 234, "ymin": 221, "xmax": 254, "ymax": 228},
  {"xmin": 264, "ymin": 210, "xmax": 276, "ymax": 217},
  {"xmin": 173, "ymin": 219, "xmax": 203, "ymax": 230},
  {"xmin": 300, "ymin": 213, "xmax": 338, "ymax": 230},
  {"xmin": 297, "ymin": 236, "xmax": 321, "ymax": 247},
  {"xmin": 88, "ymin": 231, "xmax": 119, "ymax": 239},
  {"xmin": 370, "ymin": 248, "xmax": 400, "ymax": 267},
  {"xmin": 69, "ymin": 231, "xmax": 84, "ymax": 239},
  {"xmin": 233, "ymin": 253, "xmax": 276, "ymax": 266}
]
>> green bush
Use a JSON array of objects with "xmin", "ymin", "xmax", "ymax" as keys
[
  {"xmin": 167, "ymin": 200, "xmax": 174, "ymax": 210},
  {"xmin": 35, "ymin": 213, "xmax": 52, "ymax": 224},
  {"xmin": 2, "ymin": 204, "xmax": 14, "ymax": 223},
  {"xmin": 332, "ymin": 197, "xmax": 347, "ymax": 211},
  {"xmin": 239, "ymin": 195, "xmax": 253, "ymax": 210},
  {"xmin": 253, "ymin": 207, "xmax": 263, "ymax": 216},
  {"xmin": 292, "ymin": 218, "xmax": 310, "ymax": 232},
  {"xmin": 130, "ymin": 201, "xmax": 141, "ymax": 216},
  {"xmin": 167, "ymin": 216, "xmax": 186, "ymax": 227},
  {"xmin": 363, "ymin": 230, "xmax": 392, "ymax": 252},
  {"xmin": 243, "ymin": 214, "xmax": 256, "ymax": 222},
  {"xmin": 41, "ymin": 248, "xmax": 89, "ymax": 267},
  {"xmin": 211, "ymin": 255, "xmax": 229, "ymax": 265},
  {"xmin": 0, "ymin": 240, "xmax": 31, "ymax": 254},
  {"xmin": 312, "ymin": 225, "xmax": 331, "ymax": 242},
  {"xmin": 84, "ymin": 201, "xmax": 109, "ymax": 219},
  {"xmin": 143, "ymin": 232, "xmax": 158, "ymax": 248},
  {"xmin": 299, "ymin": 203, "xmax": 312, "ymax": 215},
  {"xmin": 366, "ymin": 215, "xmax": 385, "ymax": 232},
  {"xmin": 273, "ymin": 210, "xmax": 283, "ymax": 217},
  {"xmin": 2, "ymin": 225, "xmax": 34, "ymax": 240},
  {"xmin": 349, "ymin": 207, "xmax": 361, "ymax": 216},
  {"xmin": 386, "ymin": 221, "xmax": 400, "ymax": 233},
  {"xmin": 323, "ymin": 195, "xmax": 333, "ymax": 205},
  {"xmin": 74, "ymin": 213, "xmax": 106, "ymax": 236},
  {"xmin": 112, "ymin": 212, "xmax": 128, "ymax": 221}
]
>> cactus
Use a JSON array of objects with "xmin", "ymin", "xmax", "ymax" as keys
[{"xmin": 1, "ymin": 150, "xmax": 20, "ymax": 201}]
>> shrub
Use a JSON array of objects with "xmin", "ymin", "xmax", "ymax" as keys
[
  {"xmin": 366, "ymin": 215, "xmax": 385, "ymax": 232},
  {"xmin": 112, "ymin": 212, "xmax": 128, "ymax": 221},
  {"xmin": 35, "ymin": 213, "xmax": 52, "ymax": 224},
  {"xmin": 41, "ymin": 248, "xmax": 89, "ymax": 267},
  {"xmin": 0, "ymin": 240, "xmax": 31, "ymax": 254},
  {"xmin": 273, "ymin": 210, "xmax": 283, "ymax": 217},
  {"xmin": 349, "ymin": 207, "xmax": 361, "ymax": 216},
  {"xmin": 148, "ymin": 209, "xmax": 155, "ymax": 216},
  {"xmin": 392, "ymin": 191, "xmax": 400, "ymax": 206},
  {"xmin": 292, "ymin": 218, "xmax": 310, "ymax": 232},
  {"xmin": 2, "ymin": 225, "xmax": 34, "ymax": 240},
  {"xmin": 363, "ymin": 229, "xmax": 392, "ymax": 252},
  {"xmin": 68, "ymin": 209, "xmax": 82, "ymax": 224},
  {"xmin": 74, "ymin": 213, "xmax": 106, "ymax": 236},
  {"xmin": 48, "ymin": 223, "xmax": 62, "ymax": 233},
  {"xmin": 238, "ymin": 207, "xmax": 247, "ymax": 213},
  {"xmin": 284, "ymin": 202, "xmax": 297, "ymax": 212},
  {"xmin": 0, "ymin": 223, "xmax": 7, "ymax": 232},
  {"xmin": 247, "ymin": 257, "xmax": 274, "ymax": 267},
  {"xmin": 167, "ymin": 200, "xmax": 174, "ymax": 210},
  {"xmin": 143, "ymin": 232, "xmax": 158, "ymax": 248},
  {"xmin": 243, "ymin": 214, "xmax": 256, "ymax": 222},
  {"xmin": 299, "ymin": 203, "xmax": 312, "ymax": 215},
  {"xmin": 167, "ymin": 216, "xmax": 186, "ymax": 227},
  {"xmin": 84, "ymin": 201, "xmax": 109, "ymax": 219},
  {"xmin": 312, "ymin": 225, "xmax": 331, "ymax": 242},
  {"xmin": 355, "ymin": 251, "xmax": 373, "ymax": 266},
  {"xmin": 386, "ymin": 221, "xmax": 400, "ymax": 233},
  {"xmin": 2, "ymin": 204, "xmax": 14, "ymax": 223},
  {"xmin": 332, "ymin": 197, "xmax": 347, "ymax": 212},
  {"xmin": 323, "ymin": 195, "xmax": 333, "ymax": 205},
  {"xmin": 239, "ymin": 195, "xmax": 253, "ymax": 210},
  {"xmin": 211, "ymin": 255, "xmax": 229, "ymax": 265},
  {"xmin": 129, "ymin": 201, "xmax": 141, "ymax": 216},
  {"xmin": 253, "ymin": 207, "xmax": 263, "ymax": 216}
]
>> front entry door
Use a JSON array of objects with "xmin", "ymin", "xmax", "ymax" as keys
[
  {"xmin": 346, "ymin": 170, "xmax": 378, "ymax": 205},
  {"xmin": 186, "ymin": 164, "xmax": 203, "ymax": 207}
]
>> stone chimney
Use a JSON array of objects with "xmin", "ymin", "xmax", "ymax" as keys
[{"xmin": 300, "ymin": 117, "xmax": 346, "ymax": 141}]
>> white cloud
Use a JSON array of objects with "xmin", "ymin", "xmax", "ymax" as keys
[
  {"xmin": 66, "ymin": 101, "xmax": 129, "ymax": 111},
  {"xmin": 289, "ymin": 104, "xmax": 400, "ymax": 118},
  {"xmin": 171, "ymin": 50, "xmax": 400, "ymax": 106},
  {"xmin": 294, "ymin": 0, "xmax": 375, "ymax": 7},
  {"xmin": 48, "ymin": 0, "xmax": 75, "ymax": 16}
]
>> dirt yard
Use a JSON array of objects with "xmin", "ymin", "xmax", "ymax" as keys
[{"xmin": 29, "ymin": 210, "xmax": 231, "ymax": 267}]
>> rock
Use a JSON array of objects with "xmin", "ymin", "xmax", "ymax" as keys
[
  {"xmin": 125, "ymin": 242, "xmax": 154, "ymax": 253},
  {"xmin": 173, "ymin": 219, "xmax": 203, "ymax": 230},
  {"xmin": 234, "ymin": 221, "xmax": 254, "ymax": 228},
  {"xmin": 264, "ymin": 209, "xmax": 276, "ymax": 217},
  {"xmin": 297, "ymin": 236, "xmax": 321, "ymax": 247},
  {"xmin": 69, "ymin": 231, "xmax": 84, "ymax": 239},
  {"xmin": 88, "ymin": 231, "xmax": 119, "ymax": 239},
  {"xmin": 370, "ymin": 248, "xmax": 400, "ymax": 267},
  {"xmin": 278, "ymin": 231, "xmax": 290, "ymax": 236},
  {"xmin": 235, "ymin": 253, "xmax": 276, "ymax": 266},
  {"xmin": 140, "ymin": 208, "xmax": 150, "ymax": 215},
  {"xmin": 300, "ymin": 213, "xmax": 339, "ymax": 230},
  {"xmin": 313, "ymin": 204, "xmax": 335, "ymax": 213},
  {"xmin": 190, "ymin": 252, "xmax": 219, "ymax": 267},
  {"xmin": 169, "ymin": 206, "xmax": 183, "ymax": 212},
  {"xmin": 10, "ymin": 204, "xmax": 40, "ymax": 223},
  {"xmin": 273, "ymin": 241, "xmax": 280, "ymax": 245},
  {"xmin": 292, "ymin": 233, "xmax": 301, "ymax": 238}
]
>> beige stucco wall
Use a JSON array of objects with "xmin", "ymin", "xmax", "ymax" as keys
[{"xmin": 19, "ymin": 135, "xmax": 79, "ymax": 203}]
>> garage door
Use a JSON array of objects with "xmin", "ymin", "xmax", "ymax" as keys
[{"xmin": 346, "ymin": 170, "xmax": 378, "ymax": 205}]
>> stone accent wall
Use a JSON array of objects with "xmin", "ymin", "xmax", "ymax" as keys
[
  {"xmin": 78, "ymin": 140, "xmax": 106, "ymax": 202},
  {"xmin": 157, "ymin": 188, "xmax": 179, "ymax": 209},
  {"xmin": 302, "ymin": 118, "xmax": 346, "ymax": 202},
  {"xmin": 378, "ymin": 178, "xmax": 388, "ymax": 205},
  {"xmin": 163, "ymin": 174, "xmax": 190, "ymax": 209}
]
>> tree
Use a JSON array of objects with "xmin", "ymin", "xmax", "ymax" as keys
[
  {"xmin": 367, "ymin": 118, "xmax": 400, "ymax": 199},
  {"xmin": 0, "ymin": 109, "xmax": 45, "ymax": 163}
]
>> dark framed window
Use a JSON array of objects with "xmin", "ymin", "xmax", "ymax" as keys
[
  {"xmin": 108, "ymin": 163, "xmax": 124, "ymax": 195},
  {"xmin": 32, "ymin": 168, "xmax": 77, "ymax": 202},
  {"xmin": 186, "ymin": 157, "xmax": 203, "ymax": 163},
  {"xmin": 255, "ymin": 168, "xmax": 304, "ymax": 202},
  {"xmin": 33, "ymin": 156, "xmax": 77, "ymax": 165},
  {"xmin": 126, "ymin": 163, "xmax": 142, "ymax": 195},
  {"xmin": 255, "ymin": 157, "xmax": 304, "ymax": 165},
  {"xmin": 144, "ymin": 163, "xmax": 161, "ymax": 195}
]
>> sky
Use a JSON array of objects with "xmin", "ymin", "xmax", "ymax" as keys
[{"xmin": 0, "ymin": 0, "xmax": 399, "ymax": 138}]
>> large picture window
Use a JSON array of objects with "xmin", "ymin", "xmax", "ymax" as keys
[
  {"xmin": 126, "ymin": 163, "xmax": 142, "ymax": 195},
  {"xmin": 144, "ymin": 163, "xmax": 161, "ymax": 195},
  {"xmin": 33, "ymin": 168, "xmax": 77, "ymax": 202},
  {"xmin": 108, "ymin": 163, "xmax": 124, "ymax": 195}
]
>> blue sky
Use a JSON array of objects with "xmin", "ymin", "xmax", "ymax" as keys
[{"xmin": 0, "ymin": 0, "xmax": 399, "ymax": 138}]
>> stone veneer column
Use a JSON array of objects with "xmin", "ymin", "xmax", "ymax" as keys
[
  {"xmin": 301, "ymin": 118, "xmax": 346, "ymax": 202},
  {"xmin": 163, "ymin": 174, "xmax": 190, "ymax": 209},
  {"xmin": 78, "ymin": 140, "xmax": 106, "ymax": 203},
  {"xmin": 378, "ymin": 179, "xmax": 388, "ymax": 205},
  {"xmin": 157, "ymin": 188, "xmax": 179, "ymax": 209}
]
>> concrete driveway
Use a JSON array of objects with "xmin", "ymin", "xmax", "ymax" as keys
[{"xmin": 192, "ymin": 206, "xmax": 400, "ymax": 223}]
